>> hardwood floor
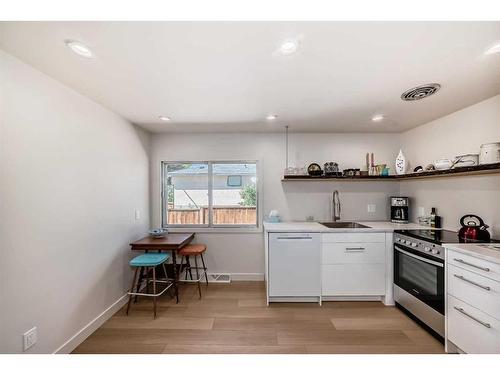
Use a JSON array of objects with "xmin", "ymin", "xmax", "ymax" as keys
[{"xmin": 72, "ymin": 282, "xmax": 445, "ymax": 354}]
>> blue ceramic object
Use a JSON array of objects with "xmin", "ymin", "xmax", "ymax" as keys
[
  {"xmin": 265, "ymin": 215, "xmax": 281, "ymax": 223},
  {"xmin": 149, "ymin": 228, "xmax": 168, "ymax": 238}
]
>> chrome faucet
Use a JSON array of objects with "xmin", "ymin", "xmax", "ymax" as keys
[{"xmin": 332, "ymin": 190, "xmax": 341, "ymax": 222}]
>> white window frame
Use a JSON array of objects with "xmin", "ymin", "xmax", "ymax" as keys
[{"xmin": 161, "ymin": 160, "xmax": 260, "ymax": 230}]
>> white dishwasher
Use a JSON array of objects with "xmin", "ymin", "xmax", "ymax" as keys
[{"xmin": 268, "ymin": 232, "xmax": 321, "ymax": 301}]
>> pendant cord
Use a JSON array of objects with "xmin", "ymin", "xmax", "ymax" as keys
[{"xmin": 285, "ymin": 125, "xmax": 289, "ymax": 169}]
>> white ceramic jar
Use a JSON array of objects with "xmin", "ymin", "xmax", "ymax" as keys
[{"xmin": 479, "ymin": 143, "xmax": 500, "ymax": 165}]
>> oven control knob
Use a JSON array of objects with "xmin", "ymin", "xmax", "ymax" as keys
[
  {"xmin": 395, "ymin": 238, "xmax": 400, "ymax": 242},
  {"xmin": 432, "ymin": 249, "xmax": 440, "ymax": 255},
  {"xmin": 424, "ymin": 246, "xmax": 431, "ymax": 252},
  {"xmin": 411, "ymin": 242, "xmax": 417, "ymax": 247}
]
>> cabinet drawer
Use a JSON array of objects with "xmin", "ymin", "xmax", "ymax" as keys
[
  {"xmin": 322, "ymin": 264, "xmax": 385, "ymax": 295},
  {"xmin": 322, "ymin": 242, "xmax": 385, "ymax": 264},
  {"xmin": 448, "ymin": 264, "xmax": 500, "ymax": 320},
  {"xmin": 447, "ymin": 295, "xmax": 500, "ymax": 353},
  {"xmin": 448, "ymin": 249, "xmax": 500, "ymax": 282},
  {"xmin": 322, "ymin": 232, "xmax": 385, "ymax": 243}
]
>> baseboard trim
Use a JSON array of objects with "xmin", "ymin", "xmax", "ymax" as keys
[
  {"xmin": 53, "ymin": 293, "xmax": 128, "ymax": 354},
  {"xmin": 269, "ymin": 296, "xmax": 321, "ymax": 303},
  {"xmin": 322, "ymin": 296, "xmax": 383, "ymax": 301},
  {"xmin": 230, "ymin": 273, "xmax": 264, "ymax": 281}
]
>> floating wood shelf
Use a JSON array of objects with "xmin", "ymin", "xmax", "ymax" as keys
[
  {"xmin": 281, "ymin": 162, "xmax": 500, "ymax": 181},
  {"xmin": 282, "ymin": 175, "xmax": 396, "ymax": 181}
]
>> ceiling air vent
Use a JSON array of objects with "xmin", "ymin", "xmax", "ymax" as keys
[{"xmin": 401, "ymin": 83, "xmax": 441, "ymax": 101}]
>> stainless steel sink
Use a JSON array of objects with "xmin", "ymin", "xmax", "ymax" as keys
[{"xmin": 319, "ymin": 221, "xmax": 371, "ymax": 229}]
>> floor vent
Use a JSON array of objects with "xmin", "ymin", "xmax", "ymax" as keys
[{"xmin": 207, "ymin": 273, "xmax": 231, "ymax": 283}]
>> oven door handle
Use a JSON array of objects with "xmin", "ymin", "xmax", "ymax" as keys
[{"xmin": 394, "ymin": 245, "xmax": 444, "ymax": 267}]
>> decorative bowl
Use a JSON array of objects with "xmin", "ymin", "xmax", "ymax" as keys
[
  {"xmin": 434, "ymin": 159, "xmax": 452, "ymax": 170},
  {"xmin": 307, "ymin": 163, "xmax": 323, "ymax": 177},
  {"xmin": 149, "ymin": 228, "xmax": 168, "ymax": 238}
]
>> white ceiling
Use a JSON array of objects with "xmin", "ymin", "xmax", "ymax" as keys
[{"xmin": 1, "ymin": 21, "xmax": 500, "ymax": 133}]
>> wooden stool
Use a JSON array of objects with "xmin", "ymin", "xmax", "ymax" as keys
[
  {"xmin": 126, "ymin": 253, "xmax": 173, "ymax": 318},
  {"xmin": 178, "ymin": 244, "xmax": 208, "ymax": 298}
]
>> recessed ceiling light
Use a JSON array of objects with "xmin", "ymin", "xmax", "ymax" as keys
[
  {"xmin": 158, "ymin": 116, "xmax": 171, "ymax": 122},
  {"xmin": 371, "ymin": 114, "xmax": 385, "ymax": 122},
  {"xmin": 65, "ymin": 40, "xmax": 94, "ymax": 58},
  {"xmin": 266, "ymin": 114, "xmax": 278, "ymax": 120},
  {"xmin": 279, "ymin": 40, "xmax": 299, "ymax": 55},
  {"xmin": 485, "ymin": 42, "xmax": 500, "ymax": 55}
]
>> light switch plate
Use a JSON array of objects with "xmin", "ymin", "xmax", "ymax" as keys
[
  {"xmin": 23, "ymin": 327, "xmax": 37, "ymax": 351},
  {"xmin": 135, "ymin": 210, "xmax": 140, "ymax": 220},
  {"xmin": 367, "ymin": 204, "xmax": 376, "ymax": 213},
  {"xmin": 418, "ymin": 207, "xmax": 425, "ymax": 217}
]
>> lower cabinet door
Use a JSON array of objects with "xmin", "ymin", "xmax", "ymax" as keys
[
  {"xmin": 447, "ymin": 295, "xmax": 500, "ymax": 354},
  {"xmin": 447, "ymin": 264, "xmax": 500, "ymax": 321},
  {"xmin": 322, "ymin": 264, "xmax": 385, "ymax": 295}
]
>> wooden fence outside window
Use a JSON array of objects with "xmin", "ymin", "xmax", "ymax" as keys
[{"xmin": 167, "ymin": 206, "xmax": 257, "ymax": 225}]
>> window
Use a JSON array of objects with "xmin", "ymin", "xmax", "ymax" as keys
[
  {"xmin": 162, "ymin": 161, "xmax": 258, "ymax": 228},
  {"xmin": 226, "ymin": 175, "xmax": 242, "ymax": 187}
]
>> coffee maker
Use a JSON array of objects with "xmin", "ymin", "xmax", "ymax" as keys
[{"xmin": 391, "ymin": 197, "xmax": 409, "ymax": 223}]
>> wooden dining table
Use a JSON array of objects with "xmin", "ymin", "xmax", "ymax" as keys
[{"xmin": 130, "ymin": 232, "xmax": 195, "ymax": 303}]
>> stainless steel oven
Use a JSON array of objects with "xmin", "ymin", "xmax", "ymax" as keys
[{"xmin": 393, "ymin": 232, "xmax": 445, "ymax": 338}]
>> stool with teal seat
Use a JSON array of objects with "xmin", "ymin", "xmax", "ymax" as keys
[{"xmin": 126, "ymin": 253, "xmax": 173, "ymax": 319}]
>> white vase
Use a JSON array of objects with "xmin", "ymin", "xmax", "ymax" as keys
[{"xmin": 395, "ymin": 149, "xmax": 407, "ymax": 175}]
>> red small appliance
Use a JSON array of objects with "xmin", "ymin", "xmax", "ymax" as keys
[{"xmin": 458, "ymin": 214, "xmax": 491, "ymax": 242}]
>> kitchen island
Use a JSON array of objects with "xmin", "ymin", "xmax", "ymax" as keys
[{"xmin": 264, "ymin": 221, "xmax": 436, "ymax": 306}]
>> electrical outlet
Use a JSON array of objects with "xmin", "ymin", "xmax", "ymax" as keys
[
  {"xmin": 367, "ymin": 204, "xmax": 376, "ymax": 213},
  {"xmin": 418, "ymin": 207, "xmax": 425, "ymax": 217},
  {"xmin": 135, "ymin": 210, "xmax": 140, "ymax": 221},
  {"xmin": 23, "ymin": 327, "xmax": 37, "ymax": 351}
]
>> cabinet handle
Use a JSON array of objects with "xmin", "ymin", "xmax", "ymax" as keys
[
  {"xmin": 345, "ymin": 247, "xmax": 366, "ymax": 252},
  {"xmin": 276, "ymin": 237, "xmax": 312, "ymax": 240},
  {"xmin": 453, "ymin": 258, "xmax": 490, "ymax": 272},
  {"xmin": 453, "ymin": 274, "xmax": 491, "ymax": 291},
  {"xmin": 453, "ymin": 306, "xmax": 491, "ymax": 328}
]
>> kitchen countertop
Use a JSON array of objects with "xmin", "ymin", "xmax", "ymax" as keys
[
  {"xmin": 263, "ymin": 221, "xmax": 435, "ymax": 233},
  {"xmin": 445, "ymin": 243, "xmax": 500, "ymax": 265}
]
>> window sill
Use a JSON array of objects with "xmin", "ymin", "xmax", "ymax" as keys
[{"xmin": 164, "ymin": 226, "xmax": 263, "ymax": 234}]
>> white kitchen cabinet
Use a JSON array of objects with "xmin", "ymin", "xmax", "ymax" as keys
[
  {"xmin": 322, "ymin": 264, "xmax": 386, "ymax": 295},
  {"xmin": 447, "ymin": 295, "xmax": 500, "ymax": 354},
  {"xmin": 263, "ymin": 224, "xmax": 395, "ymax": 305},
  {"xmin": 322, "ymin": 242, "xmax": 385, "ymax": 264},
  {"xmin": 446, "ymin": 247, "xmax": 500, "ymax": 354},
  {"xmin": 447, "ymin": 264, "xmax": 500, "ymax": 320},
  {"xmin": 322, "ymin": 232, "xmax": 385, "ymax": 243},
  {"xmin": 321, "ymin": 232, "xmax": 386, "ymax": 298},
  {"xmin": 448, "ymin": 250, "xmax": 500, "ymax": 282}
]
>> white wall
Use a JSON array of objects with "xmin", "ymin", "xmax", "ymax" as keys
[
  {"xmin": 150, "ymin": 132, "xmax": 400, "ymax": 277},
  {"xmin": 399, "ymin": 95, "xmax": 500, "ymax": 235},
  {"xmin": 0, "ymin": 51, "xmax": 150, "ymax": 353}
]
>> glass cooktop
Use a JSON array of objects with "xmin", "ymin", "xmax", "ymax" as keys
[{"xmin": 395, "ymin": 229, "xmax": 498, "ymax": 245}]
